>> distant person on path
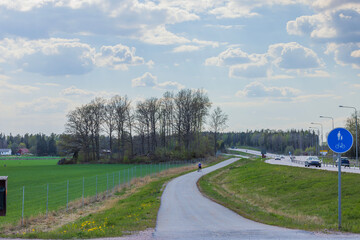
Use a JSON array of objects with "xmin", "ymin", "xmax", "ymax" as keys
[{"xmin": 198, "ymin": 162, "xmax": 202, "ymax": 172}]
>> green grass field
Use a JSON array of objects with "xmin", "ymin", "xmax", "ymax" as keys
[
  {"xmin": 0, "ymin": 158, "xmax": 188, "ymax": 227},
  {"xmin": 199, "ymin": 157, "xmax": 360, "ymax": 233}
]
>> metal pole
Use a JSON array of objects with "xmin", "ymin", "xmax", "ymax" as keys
[
  {"xmin": 96, "ymin": 175, "xmax": 98, "ymax": 200},
  {"xmin": 356, "ymin": 109, "xmax": 358, "ymax": 168},
  {"xmin": 338, "ymin": 153, "xmax": 342, "ymax": 230},
  {"xmin": 46, "ymin": 184, "xmax": 49, "ymax": 218},
  {"xmin": 66, "ymin": 180, "xmax": 69, "ymax": 212},
  {"xmin": 113, "ymin": 173, "xmax": 115, "ymax": 191},
  {"xmin": 106, "ymin": 173, "xmax": 109, "ymax": 197},
  {"xmin": 128, "ymin": 168, "xmax": 130, "ymax": 187},
  {"xmin": 119, "ymin": 171, "xmax": 120, "ymax": 188},
  {"xmin": 22, "ymin": 186, "xmax": 24, "ymax": 225}
]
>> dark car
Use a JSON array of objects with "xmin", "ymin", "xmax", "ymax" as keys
[
  {"xmin": 305, "ymin": 156, "xmax": 321, "ymax": 167},
  {"xmin": 335, "ymin": 157, "xmax": 350, "ymax": 168}
]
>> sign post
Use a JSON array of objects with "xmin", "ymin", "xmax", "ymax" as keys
[{"xmin": 327, "ymin": 128, "xmax": 354, "ymax": 230}]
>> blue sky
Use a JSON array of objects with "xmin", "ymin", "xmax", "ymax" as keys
[{"xmin": 0, "ymin": 0, "xmax": 359, "ymax": 139}]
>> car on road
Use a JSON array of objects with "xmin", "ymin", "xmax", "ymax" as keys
[
  {"xmin": 305, "ymin": 156, "xmax": 321, "ymax": 167},
  {"xmin": 335, "ymin": 157, "xmax": 350, "ymax": 168},
  {"xmin": 275, "ymin": 155, "xmax": 281, "ymax": 160},
  {"xmin": 281, "ymin": 155, "xmax": 285, "ymax": 159}
]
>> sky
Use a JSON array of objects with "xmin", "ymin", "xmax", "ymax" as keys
[{"xmin": 0, "ymin": 0, "xmax": 359, "ymax": 141}]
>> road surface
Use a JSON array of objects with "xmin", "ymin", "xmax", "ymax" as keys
[
  {"xmin": 154, "ymin": 158, "xmax": 360, "ymax": 239},
  {"xmin": 232, "ymin": 148, "xmax": 360, "ymax": 174}
]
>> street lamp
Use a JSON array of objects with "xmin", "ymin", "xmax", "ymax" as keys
[
  {"xmin": 339, "ymin": 105, "xmax": 358, "ymax": 167},
  {"xmin": 311, "ymin": 122, "xmax": 323, "ymax": 149},
  {"xmin": 320, "ymin": 115, "xmax": 334, "ymax": 129},
  {"xmin": 309, "ymin": 127, "xmax": 320, "ymax": 156}
]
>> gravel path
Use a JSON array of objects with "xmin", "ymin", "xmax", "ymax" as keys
[{"xmin": 154, "ymin": 157, "xmax": 360, "ymax": 240}]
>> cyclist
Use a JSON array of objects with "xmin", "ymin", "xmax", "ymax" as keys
[{"xmin": 198, "ymin": 162, "xmax": 202, "ymax": 172}]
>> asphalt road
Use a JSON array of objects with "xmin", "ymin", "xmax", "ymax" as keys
[
  {"xmin": 154, "ymin": 157, "xmax": 360, "ymax": 240},
  {"xmin": 232, "ymin": 148, "xmax": 360, "ymax": 174}
]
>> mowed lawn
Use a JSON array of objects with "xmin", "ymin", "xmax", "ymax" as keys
[
  {"xmin": 199, "ymin": 158, "xmax": 360, "ymax": 233},
  {"xmin": 0, "ymin": 158, "xmax": 176, "ymax": 226}
]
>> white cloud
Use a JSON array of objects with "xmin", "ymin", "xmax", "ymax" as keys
[
  {"xmin": 206, "ymin": 42, "xmax": 324, "ymax": 79},
  {"xmin": 96, "ymin": 44, "xmax": 145, "ymax": 70},
  {"xmin": 325, "ymin": 42, "xmax": 360, "ymax": 69},
  {"xmin": 205, "ymin": 48, "xmax": 251, "ymax": 67},
  {"xmin": 351, "ymin": 50, "xmax": 360, "ymax": 58},
  {"xmin": 61, "ymin": 86, "xmax": 118, "ymax": 98},
  {"xmin": 132, "ymin": 72, "xmax": 157, "ymax": 88},
  {"xmin": 0, "ymin": 38, "xmax": 149, "ymax": 75},
  {"xmin": 16, "ymin": 96, "xmax": 70, "ymax": 114},
  {"xmin": 132, "ymin": 72, "xmax": 184, "ymax": 90},
  {"xmin": 173, "ymin": 45, "xmax": 200, "ymax": 53},
  {"xmin": 205, "ymin": 24, "xmax": 244, "ymax": 29},
  {"xmin": 287, "ymin": 2, "xmax": 360, "ymax": 42},
  {"xmin": 140, "ymin": 25, "xmax": 190, "ymax": 45},
  {"xmin": 157, "ymin": 81, "xmax": 185, "ymax": 90},
  {"xmin": 236, "ymin": 81, "xmax": 300, "ymax": 101},
  {"xmin": 61, "ymin": 86, "xmax": 94, "ymax": 97},
  {"xmin": 268, "ymin": 42, "xmax": 323, "ymax": 69},
  {"xmin": 0, "ymin": 79, "xmax": 40, "ymax": 94},
  {"xmin": 192, "ymin": 38, "xmax": 219, "ymax": 48},
  {"xmin": 0, "ymin": 38, "xmax": 95, "ymax": 75}
]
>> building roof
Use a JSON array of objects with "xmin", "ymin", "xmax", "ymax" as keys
[{"xmin": 0, "ymin": 149, "xmax": 11, "ymax": 152}]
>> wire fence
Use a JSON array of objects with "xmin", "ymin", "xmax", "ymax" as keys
[{"xmin": 4, "ymin": 160, "xmax": 203, "ymax": 225}]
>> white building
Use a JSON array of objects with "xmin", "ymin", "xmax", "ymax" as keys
[{"xmin": 0, "ymin": 149, "xmax": 11, "ymax": 156}]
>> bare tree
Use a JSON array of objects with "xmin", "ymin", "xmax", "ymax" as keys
[
  {"xmin": 209, "ymin": 106, "xmax": 228, "ymax": 156},
  {"xmin": 103, "ymin": 98, "xmax": 117, "ymax": 160},
  {"xmin": 89, "ymin": 98, "xmax": 105, "ymax": 161},
  {"xmin": 113, "ymin": 95, "xmax": 131, "ymax": 162}
]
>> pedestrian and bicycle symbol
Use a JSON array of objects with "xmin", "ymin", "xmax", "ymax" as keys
[{"xmin": 328, "ymin": 128, "xmax": 353, "ymax": 154}]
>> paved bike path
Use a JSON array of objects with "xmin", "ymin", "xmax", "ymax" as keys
[{"xmin": 154, "ymin": 158, "xmax": 360, "ymax": 240}]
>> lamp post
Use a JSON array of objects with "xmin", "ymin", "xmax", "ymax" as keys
[
  {"xmin": 320, "ymin": 115, "xmax": 335, "ymax": 166},
  {"xmin": 320, "ymin": 116, "xmax": 334, "ymax": 129},
  {"xmin": 309, "ymin": 127, "xmax": 320, "ymax": 156},
  {"xmin": 339, "ymin": 105, "xmax": 358, "ymax": 168},
  {"xmin": 311, "ymin": 122, "xmax": 323, "ymax": 150}
]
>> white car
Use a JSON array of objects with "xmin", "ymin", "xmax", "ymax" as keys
[{"xmin": 275, "ymin": 155, "xmax": 281, "ymax": 160}]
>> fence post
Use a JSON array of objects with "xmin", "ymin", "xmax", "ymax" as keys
[
  {"xmin": 118, "ymin": 171, "xmax": 121, "ymax": 190},
  {"xmin": 128, "ymin": 168, "xmax": 130, "ymax": 187},
  {"xmin": 46, "ymin": 184, "xmax": 49, "ymax": 218},
  {"xmin": 66, "ymin": 180, "xmax": 69, "ymax": 212},
  {"xmin": 96, "ymin": 175, "xmax": 98, "ymax": 200},
  {"xmin": 82, "ymin": 177, "xmax": 84, "ymax": 208},
  {"xmin": 112, "ymin": 173, "xmax": 115, "ymax": 192},
  {"xmin": 106, "ymin": 173, "xmax": 109, "ymax": 198},
  {"xmin": 22, "ymin": 186, "xmax": 25, "ymax": 225},
  {"xmin": 123, "ymin": 169, "xmax": 125, "ymax": 187}
]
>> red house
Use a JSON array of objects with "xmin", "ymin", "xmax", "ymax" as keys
[{"xmin": 17, "ymin": 148, "xmax": 30, "ymax": 155}]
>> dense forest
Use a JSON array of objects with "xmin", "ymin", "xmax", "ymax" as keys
[
  {"xmin": 0, "ymin": 133, "xmax": 57, "ymax": 156},
  {"xmin": 219, "ymin": 130, "xmax": 318, "ymax": 155}
]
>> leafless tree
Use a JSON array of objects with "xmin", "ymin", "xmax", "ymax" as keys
[{"xmin": 209, "ymin": 106, "xmax": 228, "ymax": 156}]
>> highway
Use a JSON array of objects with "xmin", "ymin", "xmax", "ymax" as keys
[{"xmin": 232, "ymin": 148, "xmax": 360, "ymax": 174}]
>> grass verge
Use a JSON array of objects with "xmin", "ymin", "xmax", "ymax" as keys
[
  {"xmin": 2, "ymin": 156, "xmax": 226, "ymax": 239},
  {"xmin": 198, "ymin": 157, "xmax": 360, "ymax": 233}
]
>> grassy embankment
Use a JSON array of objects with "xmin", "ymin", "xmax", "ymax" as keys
[{"xmin": 199, "ymin": 157, "xmax": 360, "ymax": 233}]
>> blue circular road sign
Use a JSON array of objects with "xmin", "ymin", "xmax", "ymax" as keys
[{"xmin": 327, "ymin": 128, "xmax": 354, "ymax": 153}]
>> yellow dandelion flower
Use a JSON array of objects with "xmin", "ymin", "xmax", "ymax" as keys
[{"xmin": 32, "ymin": 229, "xmax": 35, "ymax": 232}]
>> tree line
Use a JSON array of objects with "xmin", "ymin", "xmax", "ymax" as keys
[
  {"xmin": 0, "ymin": 133, "xmax": 57, "ymax": 156},
  {"xmin": 59, "ymin": 89, "xmax": 228, "ymax": 163}
]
